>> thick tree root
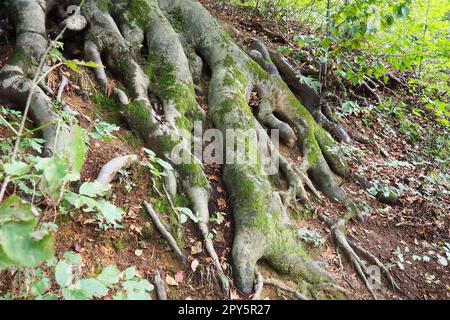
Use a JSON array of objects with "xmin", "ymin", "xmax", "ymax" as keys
[
  {"xmin": 95, "ymin": 155, "xmax": 139, "ymax": 185},
  {"xmin": 0, "ymin": 0, "xmax": 66, "ymax": 156},
  {"xmin": 157, "ymin": 0, "xmax": 360, "ymax": 295},
  {"xmin": 252, "ymin": 269, "xmax": 265, "ymax": 300},
  {"xmin": 318, "ymin": 213, "xmax": 400, "ymax": 299},
  {"xmin": 225, "ymin": 26, "xmax": 351, "ymax": 144}
]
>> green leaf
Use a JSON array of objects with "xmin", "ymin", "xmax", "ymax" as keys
[
  {"xmin": 36, "ymin": 156, "xmax": 70, "ymax": 200},
  {"xmin": 123, "ymin": 266, "xmax": 136, "ymax": 280},
  {"xmin": 97, "ymin": 265, "xmax": 122, "ymax": 287},
  {"xmin": 63, "ymin": 251, "xmax": 81, "ymax": 266},
  {"xmin": 0, "ymin": 197, "xmax": 53, "ymax": 270},
  {"xmin": 66, "ymin": 125, "xmax": 86, "ymax": 176},
  {"xmin": 55, "ymin": 260, "xmax": 74, "ymax": 288},
  {"xmin": 96, "ymin": 200, "xmax": 124, "ymax": 228},
  {"xmin": 61, "ymin": 288, "xmax": 88, "ymax": 300},
  {"xmin": 0, "ymin": 195, "xmax": 36, "ymax": 224},
  {"xmin": 125, "ymin": 279, "xmax": 153, "ymax": 292},
  {"xmin": 3, "ymin": 161, "xmax": 31, "ymax": 176},
  {"xmin": 78, "ymin": 279, "xmax": 108, "ymax": 298},
  {"xmin": 75, "ymin": 60, "xmax": 104, "ymax": 69},
  {"xmin": 65, "ymin": 60, "xmax": 81, "ymax": 73},
  {"xmin": 79, "ymin": 181, "xmax": 111, "ymax": 198},
  {"xmin": 156, "ymin": 158, "xmax": 173, "ymax": 171},
  {"xmin": 176, "ymin": 207, "xmax": 199, "ymax": 223},
  {"xmin": 30, "ymin": 276, "xmax": 51, "ymax": 297}
]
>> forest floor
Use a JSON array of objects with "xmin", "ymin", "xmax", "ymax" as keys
[{"xmin": 0, "ymin": 1, "xmax": 448, "ymax": 300}]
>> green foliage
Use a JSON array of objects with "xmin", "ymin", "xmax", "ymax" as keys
[
  {"xmin": 64, "ymin": 181, "xmax": 125, "ymax": 230},
  {"xmin": 4, "ymin": 253, "xmax": 153, "ymax": 300},
  {"xmin": 0, "ymin": 196, "xmax": 54, "ymax": 270},
  {"xmin": 90, "ymin": 119, "xmax": 120, "ymax": 141},
  {"xmin": 233, "ymin": 0, "xmax": 449, "ymax": 128}
]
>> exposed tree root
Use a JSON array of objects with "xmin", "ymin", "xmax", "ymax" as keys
[
  {"xmin": 154, "ymin": 268, "xmax": 167, "ymax": 300},
  {"xmin": 252, "ymin": 269, "xmax": 309, "ymax": 300},
  {"xmin": 252, "ymin": 269, "xmax": 265, "ymax": 300},
  {"xmin": 0, "ymin": 0, "xmax": 66, "ymax": 156},
  {"xmin": 80, "ymin": 0, "xmax": 229, "ymax": 292},
  {"xmin": 264, "ymin": 277, "xmax": 308, "ymax": 300},
  {"xmin": 144, "ymin": 201, "xmax": 187, "ymax": 263},
  {"xmin": 95, "ymin": 155, "xmax": 139, "ymax": 185},
  {"xmin": 318, "ymin": 212, "xmax": 400, "ymax": 299}
]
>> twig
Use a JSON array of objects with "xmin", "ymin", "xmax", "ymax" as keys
[
  {"xmin": 143, "ymin": 201, "xmax": 187, "ymax": 263},
  {"xmin": 56, "ymin": 74, "xmax": 69, "ymax": 102}
]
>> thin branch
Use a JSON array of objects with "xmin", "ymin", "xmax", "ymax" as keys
[{"xmin": 143, "ymin": 201, "xmax": 187, "ymax": 264}]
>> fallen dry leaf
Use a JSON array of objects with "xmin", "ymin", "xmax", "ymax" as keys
[
  {"xmin": 166, "ymin": 275, "xmax": 178, "ymax": 286},
  {"xmin": 191, "ymin": 241, "xmax": 203, "ymax": 255},
  {"xmin": 175, "ymin": 271, "xmax": 184, "ymax": 283},
  {"xmin": 191, "ymin": 259, "xmax": 200, "ymax": 272}
]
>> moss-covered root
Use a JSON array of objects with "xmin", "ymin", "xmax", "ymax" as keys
[
  {"xmin": 226, "ymin": 166, "xmax": 333, "ymax": 295},
  {"xmin": 0, "ymin": 0, "xmax": 65, "ymax": 155},
  {"xmin": 143, "ymin": 0, "xmax": 205, "ymax": 126},
  {"xmin": 82, "ymin": 0, "xmax": 154, "ymax": 123},
  {"xmin": 156, "ymin": 0, "xmax": 352, "ymax": 294}
]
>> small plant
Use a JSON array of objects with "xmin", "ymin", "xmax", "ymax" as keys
[
  {"xmin": 64, "ymin": 181, "xmax": 124, "ymax": 230},
  {"xmin": 298, "ymin": 230, "xmax": 323, "ymax": 248},
  {"xmin": 118, "ymin": 169, "xmax": 137, "ymax": 192},
  {"xmin": 90, "ymin": 119, "xmax": 120, "ymax": 141},
  {"xmin": 6, "ymin": 252, "xmax": 154, "ymax": 300}
]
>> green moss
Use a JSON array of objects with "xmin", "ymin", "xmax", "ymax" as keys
[
  {"xmin": 168, "ymin": 6, "xmax": 184, "ymax": 33},
  {"xmin": 128, "ymin": 0, "xmax": 151, "ymax": 29},
  {"xmin": 246, "ymin": 60, "xmax": 269, "ymax": 82},
  {"xmin": 97, "ymin": 0, "xmax": 112, "ymax": 13},
  {"xmin": 145, "ymin": 54, "xmax": 203, "ymax": 130},
  {"xmin": 156, "ymin": 134, "xmax": 180, "ymax": 154},
  {"xmin": 179, "ymin": 163, "xmax": 209, "ymax": 189}
]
